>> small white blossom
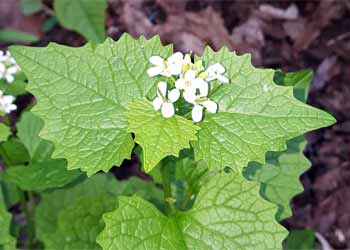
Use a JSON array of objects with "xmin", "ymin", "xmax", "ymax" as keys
[
  {"xmin": 0, "ymin": 90, "xmax": 17, "ymax": 114},
  {"xmin": 205, "ymin": 63, "xmax": 229, "ymax": 83},
  {"xmin": 175, "ymin": 70, "xmax": 208, "ymax": 97},
  {"xmin": 147, "ymin": 52, "xmax": 184, "ymax": 77},
  {"xmin": 153, "ymin": 81, "xmax": 180, "ymax": 118},
  {"xmin": 191, "ymin": 99, "xmax": 218, "ymax": 122},
  {"xmin": 0, "ymin": 51, "xmax": 21, "ymax": 84}
]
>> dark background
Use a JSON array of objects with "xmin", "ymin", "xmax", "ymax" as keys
[{"xmin": 0, "ymin": 0, "xmax": 349, "ymax": 249}]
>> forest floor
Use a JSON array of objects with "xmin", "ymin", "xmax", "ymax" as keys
[{"xmin": 0, "ymin": 0, "xmax": 349, "ymax": 249}]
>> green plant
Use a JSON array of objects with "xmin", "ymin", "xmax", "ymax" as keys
[{"xmin": 0, "ymin": 34, "xmax": 335, "ymax": 249}]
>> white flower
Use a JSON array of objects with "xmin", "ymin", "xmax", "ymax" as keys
[
  {"xmin": 175, "ymin": 70, "xmax": 208, "ymax": 97},
  {"xmin": 205, "ymin": 63, "xmax": 229, "ymax": 83},
  {"xmin": 191, "ymin": 99, "xmax": 218, "ymax": 122},
  {"xmin": 0, "ymin": 63, "xmax": 18, "ymax": 83},
  {"xmin": 147, "ymin": 52, "xmax": 184, "ymax": 77},
  {"xmin": 0, "ymin": 51, "xmax": 21, "ymax": 84},
  {"xmin": 153, "ymin": 81, "xmax": 180, "ymax": 118},
  {"xmin": 0, "ymin": 90, "xmax": 17, "ymax": 114}
]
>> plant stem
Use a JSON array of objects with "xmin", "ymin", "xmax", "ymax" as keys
[
  {"xmin": 180, "ymin": 190, "xmax": 193, "ymax": 210},
  {"xmin": 160, "ymin": 162, "xmax": 175, "ymax": 215},
  {"xmin": 18, "ymin": 189, "xmax": 35, "ymax": 249}
]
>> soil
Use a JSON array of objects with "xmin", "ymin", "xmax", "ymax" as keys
[{"xmin": 0, "ymin": 0, "xmax": 349, "ymax": 249}]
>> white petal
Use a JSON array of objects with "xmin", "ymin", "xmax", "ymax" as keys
[
  {"xmin": 183, "ymin": 89, "xmax": 197, "ymax": 104},
  {"xmin": 157, "ymin": 81, "xmax": 167, "ymax": 97},
  {"xmin": 5, "ymin": 104, "xmax": 17, "ymax": 113},
  {"xmin": 202, "ymin": 100, "xmax": 218, "ymax": 113},
  {"xmin": 7, "ymin": 66, "xmax": 18, "ymax": 74},
  {"xmin": 194, "ymin": 78, "xmax": 208, "ymax": 97},
  {"xmin": 147, "ymin": 66, "xmax": 163, "ymax": 77},
  {"xmin": 2, "ymin": 95, "xmax": 15, "ymax": 104},
  {"xmin": 5, "ymin": 74, "xmax": 14, "ymax": 83},
  {"xmin": 168, "ymin": 88, "xmax": 180, "ymax": 103},
  {"xmin": 175, "ymin": 78, "xmax": 185, "ymax": 90},
  {"xmin": 149, "ymin": 56, "xmax": 164, "ymax": 66},
  {"xmin": 209, "ymin": 63, "xmax": 225, "ymax": 74},
  {"xmin": 168, "ymin": 63, "xmax": 182, "ymax": 76},
  {"xmin": 167, "ymin": 52, "xmax": 183, "ymax": 64},
  {"xmin": 192, "ymin": 105, "xmax": 204, "ymax": 122},
  {"xmin": 205, "ymin": 74, "xmax": 215, "ymax": 82},
  {"xmin": 217, "ymin": 74, "xmax": 229, "ymax": 83},
  {"xmin": 0, "ymin": 63, "xmax": 5, "ymax": 73},
  {"xmin": 153, "ymin": 97, "xmax": 163, "ymax": 111},
  {"xmin": 161, "ymin": 102, "xmax": 175, "ymax": 118},
  {"xmin": 185, "ymin": 70, "xmax": 197, "ymax": 81}
]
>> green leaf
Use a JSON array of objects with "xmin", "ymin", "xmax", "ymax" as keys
[
  {"xmin": 53, "ymin": 0, "xmax": 107, "ymax": 42},
  {"xmin": 192, "ymin": 48, "xmax": 335, "ymax": 172},
  {"xmin": 0, "ymin": 124, "xmax": 11, "ymax": 142},
  {"xmin": 20, "ymin": 0, "xmax": 43, "ymax": 15},
  {"xmin": 44, "ymin": 194, "xmax": 119, "ymax": 250},
  {"xmin": 35, "ymin": 174, "xmax": 120, "ymax": 243},
  {"xmin": 97, "ymin": 172, "xmax": 288, "ymax": 250},
  {"xmin": 127, "ymin": 99, "xmax": 199, "ymax": 172},
  {"xmin": 284, "ymin": 230, "xmax": 315, "ymax": 250},
  {"xmin": 244, "ymin": 70, "xmax": 313, "ymax": 221},
  {"xmin": 0, "ymin": 174, "xmax": 20, "ymax": 209},
  {"xmin": 0, "ymin": 186, "xmax": 16, "ymax": 250},
  {"xmin": 3, "ymin": 159, "xmax": 82, "ymax": 192},
  {"xmin": 244, "ymin": 137, "xmax": 310, "ymax": 220},
  {"xmin": 36, "ymin": 174, "xmax": 163, "ymax": 249},
  {"xmin": 10, "ymin": 34, "xmax": 172, "ymax": 176},
  {"xmin": 0, "ymin": 79, "xmax": 27, "ymax": 97},
  {"xmin": 17, "ymin": 112, "xmax": 54, "ymax": 163},
  {"xmin": 0, "ymin": 139, "xmax": 30, "ymax": 166},
  {"xmin": 0, "ymin": 29, "xmax": 39, "ymax": 43}
]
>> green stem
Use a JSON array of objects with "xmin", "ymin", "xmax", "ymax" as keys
[
  {"xmin": 18, "ymin": 189, "xmax": 35, "ymax": 249},
  {"xmin": 180, "ymin": 190, "xmax": 193, "ymax": 210},
  {"xmin": 160, "ymin": 163, "xmax": 175, "ymax": 215}
]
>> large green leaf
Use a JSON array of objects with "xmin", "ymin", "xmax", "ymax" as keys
[
  {"xmin": 127, "ymin": 100, "xmax": 199, "ymax": 172},
  {"xmin": 97, "ymin": 172, "xmax": 288, "ymax": 250},
  {"xmin": 3, "ymin": 159, "xmax": 82, "ymax": 192},
  {"xmin": 192, "ymin": 48, "xmax": 335, "ymax": 171},
  {"xmin": 0, "ymin": 186, "xmax": 16, "ymax": 250},
  {"xmin": 244, "ymin": 70, "xmax": 313, "ymax": 221},
  {"xmin": 53, "ymin": 0, "xmax": 107, "ymax": 42},
  {"xmin": 10, "ymin": 34, "xmax": 172, "ymax": 176},
  {"xmin": 35, "ymin": 174, "xmax": 163, "ymax": 248}
]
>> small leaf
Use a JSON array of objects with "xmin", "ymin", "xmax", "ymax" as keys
[
  {"xmin": 97, "ymin": 172, "xmax": 288, "ymax": 250},
  {"xmin": 284, "ymin": 230, "xmax": 315, "ymax": 250},
  {"xmin": 0, "ymin": 186, "xmax": 16, "ymax": 250},
  {"xmin": 127, "ymin": 99, "xmax": 199, "ymax": 172},
  {"xmin": 0, "ymin": 79, "xmax": 27, "ymax": 96},
  {"xmin": 0, "ymin": 139, "xmax": 30, "ymax": 166},
  {"xmin": 10, "ymin": 35, "xmax": 172, "ymax": 176},
  {"xmin": 0, "ymin": 124, "xmax": 11, "ymax": 142},
  {"xmin": 53, "ymin": 0, "xmax": 107, "ymax": 42},
  {"xmin": 192, "ymin": 48, "xmax": 335, "ymax": 172},
  {"xmin": 17, "ymin": 112, "xmax": 54, "ymax": 162},
  {"xmin": 3, "ymin": 159, "xmax": 82, "ymax": 192},
  {"xmin": 20, "ymin": 0, "xmax": 43, "ymax": 15},
  {"xmin": 0, "ymin": 29, "xmax": 39, "ymax": 43}
]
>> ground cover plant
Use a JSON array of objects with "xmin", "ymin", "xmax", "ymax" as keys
[{"xmin": 0, "ymin": 31, "xmax": 335, "ymax": 249}]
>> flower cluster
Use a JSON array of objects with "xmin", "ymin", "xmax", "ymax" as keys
[
  {"xmin": 147, "ymin": 52, "xmax": 229, "ymax": 122},
  {"xmin": 0, "ymin": 51, "xmax": 21, "ymax": 84},
  {"xmin": 0, "ymin": 90, "xmax": 16, "ymax": 114}
]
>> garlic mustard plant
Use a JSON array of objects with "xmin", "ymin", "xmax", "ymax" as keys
[{"xmin": 5, "ymin": 34, "xmax": 335, "ymax": 250}]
